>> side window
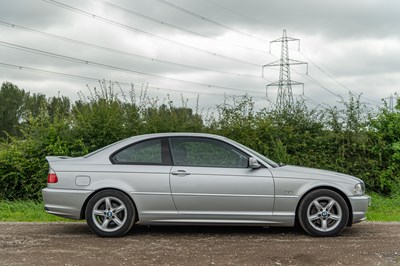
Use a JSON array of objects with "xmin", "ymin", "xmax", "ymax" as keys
[
  {"xmin": 112, "ymin": 139, "xmax": 162, "ymax": 164},
  {"xmin": 169, "ymin": 138, "xmax": 249, "ymax": 168}
]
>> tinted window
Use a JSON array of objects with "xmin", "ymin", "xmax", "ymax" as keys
[
  {"xmin": 112, "ymin": 139, "xmax": 162, "ymax": 164},
  {"xmin": 169, "ymin": 138, "xmax": 248, "ymax": 168}
]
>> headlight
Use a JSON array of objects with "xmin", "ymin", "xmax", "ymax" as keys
[{"xmin": 353, "ymin": 182, "xmax": 365, "ymax": 195}]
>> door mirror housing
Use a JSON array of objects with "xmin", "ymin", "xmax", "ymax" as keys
[{"xmin": 249, "ymin": 157, "xmax": 261, "ymax": 169}]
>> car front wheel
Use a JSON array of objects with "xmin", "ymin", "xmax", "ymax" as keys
[
  {"xmin": 298, "ymin": 189, "xmax": 349, "ymax": 237},
  {"xmin": 85, "ymin": 189, "xmax": 135, "ymax": 237}
]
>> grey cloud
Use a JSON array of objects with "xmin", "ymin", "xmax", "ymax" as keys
[
  {"xmin": 0, "ymin": 0, "xmax": 399, "ymax": 109},
  {"xmin": 0, "ymin": 0, "xmax": 70, "ymax": 29}
]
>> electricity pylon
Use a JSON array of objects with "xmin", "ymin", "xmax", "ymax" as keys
[{"xmin": 262, "ymin": 29, "xmax": 308, "ymax": 112}]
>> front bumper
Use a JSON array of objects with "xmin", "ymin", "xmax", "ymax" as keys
[
  {"xmin": 349, "ymin": 194, "xmax": 371, "ymax": 224},
  {"xmin": 42, "ymin": 188, "xmax": 93, "ymax": 220}
]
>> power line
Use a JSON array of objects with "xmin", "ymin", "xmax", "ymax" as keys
[
  {"xmin": 267, "ymin": 48, "xmax": 345, "ymax": 100},
  {"xmin": 263, "ymin": 30, "xmax": 308, "ymax": 111},
  {"xmin": 292, "ymin": 66, "xmax": 380, "ymax": 107},
  {"xmin": 40, "ymin": 0, "xmax": 261, "ymax": 67},
  {"xmin": 0, "ymin": 62, "xmax": 268, "ymax": 99},
  {"xmin": 302, "ymin": 95, "xmax": 323, "ymax": 108},
  {"xmin": 152, "ymin": 0, "xmax": 267, "ymax": 43},
  {"xmin": 254, "ymin": 27, "xmax": 379, "ymax": 105},
  {"xmin": 199, "ymin": 0, "xmax": 380, "ymax": 107},
  {"xmin": 92, "ymin": 0, "xmax": 267, "ymax": 54},
  {"xmin": 174, "ymin": 0, "xmax": 380, "ymax": 106},
  {"xmin": 0, "ymin": 62, "xmax": 99, "ymax": 83},
  {"xmin": 0, "ymin": 20, "xmax": 266, "ymax": 80},
  {"xmin": 299, "ymin": 71, "xmax": 344, "ymax": 99},
  {"xmin": 296, "ymin": 49, "xmax": 381, "ymax": 105},
  {"xmin": 0, "ymin": 40, "xmax": 263, "ymax": 94},
  {"xmin": 205, "ymin": 0, "xmax": 265, "ymax": 26}
]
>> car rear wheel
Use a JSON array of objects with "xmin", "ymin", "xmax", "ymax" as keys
[
  {"xmin": 298, "ymin": 189, "xmax": 349, "ymax": 237},
  {"xmin": 85, "ymin": 189, "xmax": 135, "ymax": 237}
]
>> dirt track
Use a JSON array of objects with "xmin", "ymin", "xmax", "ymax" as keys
[{"xmin": 0, "ymin": 222, "xmax": 399, "ymax": 265}]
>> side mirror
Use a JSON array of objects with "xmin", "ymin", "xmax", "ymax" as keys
[{"xmin": 249, "ymin": 157, "xmax": 261, "ymax": 169}]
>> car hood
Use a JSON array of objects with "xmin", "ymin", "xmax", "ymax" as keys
[{"xmin": 269, "ymin": 165, "xmax": 362, "ymax": 184}]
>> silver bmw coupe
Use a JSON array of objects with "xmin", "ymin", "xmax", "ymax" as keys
[{"xmin": 43, "ymin": 133, "xmax": 370, "ymax": 237}]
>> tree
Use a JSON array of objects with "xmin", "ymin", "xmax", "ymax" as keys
[
  {"xmin": 0, "ymin": 82, "xmax": 26, "ymax": 138},
  {"xmin": 369, "ymin": 98, "xmax": 400, "ymax": 194}
]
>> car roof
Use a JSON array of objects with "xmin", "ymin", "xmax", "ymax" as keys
[
  {"xmin": 128, "ymin": 132, "xmax": 227, "ymax": 140},
  {"xmin": 83, "ymin": 132, "xmax": 229, "ymax": 160}
]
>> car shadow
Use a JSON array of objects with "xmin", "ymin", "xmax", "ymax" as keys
[
  {"xmin": 53, "ymin": 222, "xmax": 362, "ymax": 238},
  {"xmin": 128, "ymin": 224, "xmax": 305, "ymax": 237}
]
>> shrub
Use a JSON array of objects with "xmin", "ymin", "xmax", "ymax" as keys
[{"xmin": 1, "ymin": 81, "xmax": 400, "ymax": 198}]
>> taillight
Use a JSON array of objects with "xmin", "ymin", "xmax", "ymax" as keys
[{"xmin": 47, "ymin": 169, "xmax": 58, "ymax": 183}]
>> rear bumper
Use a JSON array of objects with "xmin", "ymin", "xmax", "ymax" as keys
[
  {"xmin": 42, "ymin": 188, "xmax": 93, "ymax": 220},
  {"xmin": 349, "ymin": 194, "xmax": 371, "ymax": 224}
]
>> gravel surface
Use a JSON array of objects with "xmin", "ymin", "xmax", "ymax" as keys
[{"xmin": 0, "ymin": 222, "xmax": 399, "ymax": 265}]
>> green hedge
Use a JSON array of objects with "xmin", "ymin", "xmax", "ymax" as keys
[{"xmin": 0, "ymin": 82, "xmax": 399, "ymax": 200}]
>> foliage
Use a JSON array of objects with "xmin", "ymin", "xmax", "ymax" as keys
[
  {"xmin": 72, "ymin": 83, "xmax": 130, "ymax": 151},
  {"xmin": 0, "ymin": 192, "xmax": 398, "ymax": 222},
  {"xmin": 0, "ymin": 193, "xmax": 397, "ymax": 222},
  {"xmin": 366, "ymin": 193, "xmax": 400, "ymax": 221},
  {"xmin": 0, "ymin": 82, "xmax": 26, "ymax": 138},
  {"xmin": 0, "ymin": 81, "xmax": 400, "ymax": 199},
  {"xmin": 368, "ymin": 100, "xmax": 400, "ymax": 194},
  {"xmin": 0, "ymin": 107, "xmax": 87, "ymax": 200},
  {"xmin": 0, "ymin": 200, "xmax": 73, "ymax": 222}
]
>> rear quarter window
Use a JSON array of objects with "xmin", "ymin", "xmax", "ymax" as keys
[{"xmin": 111, "ymin": 139, "xmax": 162, "ymax": 164}]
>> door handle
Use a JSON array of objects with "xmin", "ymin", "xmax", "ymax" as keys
[{"xmin": 171, "ymin": 170, "xmax": 190, "ymax": 176}]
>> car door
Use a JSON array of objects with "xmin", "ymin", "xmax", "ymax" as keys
[
  {"xmin": 110, "ymin": 137, "xmax": 176, "ymax": 221},
  {"xmin": 169, "ymin": 137, "xmax": 275, "ymax": 219}
]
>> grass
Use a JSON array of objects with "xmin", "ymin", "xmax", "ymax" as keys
[
  {"xmin": 0, "ymin": 200, "xmax": 74, "ymax": 222},
  {"xmin": 0, "ymin": 193, "xmax": 399, "ymax": 222},
  {"xmin": 366, "ymin": 193, "xmax": 400, "ymax": 222}
]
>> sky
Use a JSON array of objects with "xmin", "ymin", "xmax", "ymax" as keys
[{"xmin": 0, "ymin": 0, "xmax": 399, "ymax": 111}]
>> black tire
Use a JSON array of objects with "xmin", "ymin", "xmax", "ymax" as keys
[
  {"xmin": 85, "ymin": 189, "xmax": 136, "ymax": 237},
  {"xmin": 298, "ymin": 189, "xmax": 349, "ymax": 237}
]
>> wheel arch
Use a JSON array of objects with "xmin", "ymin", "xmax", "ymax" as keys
[
  {"xmin": 80, "ymin": 188, "xmax": 139, "ymax": 222},
  {"xmin": 294, "ymin": 186, "xmax": 353, "ymax": 227}
]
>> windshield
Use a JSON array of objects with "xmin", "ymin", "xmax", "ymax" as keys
[{"xmin": 230, "ymin": 140, "xmax": 280, "ymax": 168}]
